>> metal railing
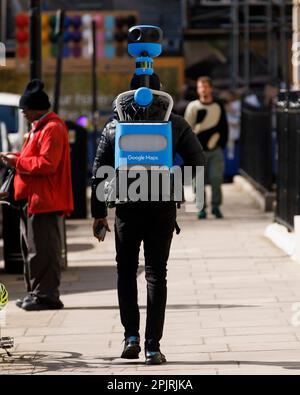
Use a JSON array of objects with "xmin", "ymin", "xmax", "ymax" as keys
[
  {"xmin": 276, "ymin": 91, "xmax": 300, "ymax": 230},
  {"xmin": 240, "ymin": 99, "xmax": 273, "ymax": 193}
]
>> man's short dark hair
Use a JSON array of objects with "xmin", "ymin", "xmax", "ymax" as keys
[{"xmin": 197, "ymin": 76, "xmax": 213, "ymax": 87}]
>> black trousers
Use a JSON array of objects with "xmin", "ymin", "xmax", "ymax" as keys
[
  {"xmin": 20, "ymin": 206, "xmax": 62, "ymax": 301},
  {"xmin": 115, "ymin": 202, "xmax": 176, "ymax": 351}
]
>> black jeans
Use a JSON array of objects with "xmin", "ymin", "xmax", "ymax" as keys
[
  {"xmin": 20, "ymin": 205, "xmax": 62, "ymax": 301},
  {"xmin": 115, "ymin": 202, "xmax": 176, "ymax": 351}
]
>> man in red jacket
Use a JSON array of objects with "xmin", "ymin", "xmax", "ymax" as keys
[{"xmin": 0, "ymin": 79, "xmax": 73, "ymax": 311}]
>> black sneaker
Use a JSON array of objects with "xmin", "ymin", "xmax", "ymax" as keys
[
  {"xmin": 16, "ymin": 295, "xmax": 32, "ymax": 309},
  {"xmin": 21, "ymin": 295, "xmax": 64, "ymax": 311},
  {"xmin": 121, "ymin": 336, "xmax": 141, "ymax": 359},
  {"xmin": 145, "ymin": 350, "xmax": 167, "ymax": 365},
  {"xmin": 212, "ymin": 206, "xmax": 223, "ymax": 219},
  {"xmin": 198, "ymin": 209, "xmax": 207, "ymax": 219}
]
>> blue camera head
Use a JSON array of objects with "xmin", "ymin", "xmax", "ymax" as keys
[
  {"xmin": 128, "ymin": 25, "xmax": 163, "ymax": 78},
  {"xmin": 128, "ymin": 25, "xmax": 163, "ymax": 57}
]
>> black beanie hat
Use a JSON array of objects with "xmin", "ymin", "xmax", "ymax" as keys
[
  {"xmin": 19, "ymin": 79, "xmax": 51, "ymax": 110},
  {"xmin": 130, "ymin": 73, "xmax": 161, "ymax": 91}
]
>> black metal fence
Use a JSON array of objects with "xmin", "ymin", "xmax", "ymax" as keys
[
  {"xmin": 276, "ymin": 92, "xmax": 300, "ymax": 230},
  {"xmin": 240, "ymin": 99, "xmax": 273, "ymax": 192}
]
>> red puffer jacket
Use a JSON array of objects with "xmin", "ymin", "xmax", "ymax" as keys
[{"xmin": 14, "ymin": 112, "xmax": 74, "ymax": 215}]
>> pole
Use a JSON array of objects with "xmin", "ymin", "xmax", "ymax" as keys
[
  {"xmin": 267, "ymin": 0, "xmax": 274, "ymax": 81},
  {"xmin": 279, "ymin": 0, "xmax": 290, "ymax": 232},
  {"xmin": 29, "ymin": 0, "xmax": 42, "ymax": 80},
  {"xmin": 231, "ymin": 0, "xmax": 239, "ymax": 90},
  {"xmin": 0, "ymin": 0, "xmax": 7, "ymax": 43},
  {"xmin": 292, "ymin": 0, "xmax": 300, "ymax": 228},
  {"xmin": 181, "ymin": 0, "xmax": 187, "ymax": 30},
  {"xmin": 92, "ymin": 20, "xmax": 98, "ymax": 154},
  {"xmin": 244, "ymin": 1, "xmax": 250, "ymax": 90},
  {"xmin": 92, "ymin": 21, "xmax": 98, "ymax": 139},
  {"xmin": 292, "ymin": 0, "xmax": 300, "ymax": 89},
  {"xmin": 53, "ymin": 9, "xmax": 67, "ymax": 270},
  {"xmin": 280, "ymin": 0, "xmax": 289, "ymax": 91},
  {"xmin": 53, "ymin": 9, "xmax": 65, "ymax": 114}
]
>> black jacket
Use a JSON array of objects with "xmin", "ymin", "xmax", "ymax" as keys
[{"xmin": 91, "ymin": 96, "xmax": 205, "ymax": 218}]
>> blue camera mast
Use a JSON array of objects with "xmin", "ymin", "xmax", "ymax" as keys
[
  {"xmin": 128, "ymin": 25, "xmax": 163, "ymax": 83},
  {"xmin": 115, "ymin": 25, "xmax": 174, "ymax": 171}
]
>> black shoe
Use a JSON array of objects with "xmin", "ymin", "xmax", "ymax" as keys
[
  {"xmin": 212, "ymin": 206, "xmax": 223, "ymax": 219},
  {"xmin": 145, "ymin": 350, "xmax": 167, "ymax": 365},
  {"xmin": 16, "ymin": 295, "xmax": 32, "ymax": 309},
  {"xmin": 121, "ymin": 336, "xmax": 141, "ymax": 359},
  {"xmin": 198, "ymin": 209, "xmax": 207, "ymax": 219},
  {"xmin": 21, "ymin": 295, "xmax": 64, "ymax": 311}
]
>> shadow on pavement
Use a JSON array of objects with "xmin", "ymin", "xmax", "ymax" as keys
[
  {"xmin": 67, "ymin": 243, "xmax": 95, "ymax": 252},
  {"xmin": 62, "ymin": 304, "xmax": 256, "ymax": 311},
  {"xmin": 1, "ymin": 266, "xmax": 145, "ymax": 298},
  {"xmin": 2, "ymin": 352, "xmax": 300, "ymax": 373},
  {"xmin": 60, "ymin": 266, "xmax": 144, "ymax": 294}
]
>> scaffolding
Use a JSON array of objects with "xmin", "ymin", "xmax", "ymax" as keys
[{"xmin": 185, "ymin": 0, "xmax": 293, "ymax": 90}]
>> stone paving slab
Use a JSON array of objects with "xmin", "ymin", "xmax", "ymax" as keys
[{"xmin": 1, "ymin": 184, "xmax": 300, "ymax": 375}]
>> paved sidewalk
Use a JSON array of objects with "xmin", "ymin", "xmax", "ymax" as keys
[{"xmin": 1, "ymin": 183, "xmax": 300, "ymax": 375}]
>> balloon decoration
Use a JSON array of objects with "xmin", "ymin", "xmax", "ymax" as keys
[
  {"xmin": 15, "ymin": 13, "xmax": 29, "ymax": 60},
  {"xmin": 16, "ymin": 11, "xmax": 138, "ymax": 61}
]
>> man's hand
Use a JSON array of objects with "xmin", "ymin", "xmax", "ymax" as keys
[
  {"xmin": 93, "ymin": 218, "xmax": 111, "ymax": 242},
  {"xmin": 0, "ymin": 154, "xmax": 17, "ymax": 168}
]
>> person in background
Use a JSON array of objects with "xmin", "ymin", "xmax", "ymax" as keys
[
  {"xmin": 225, "ymin": 91, "xmax": 241, "ymax": 161},
  {"xmin": 0, "ymin": 79, "xmax": 73, "ymax": 311},
  {"xmin": 184, "ymin": 76, "xmax": 228, "ymax": 219}
]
